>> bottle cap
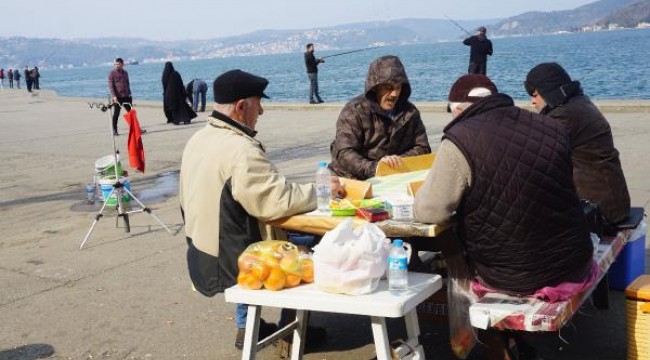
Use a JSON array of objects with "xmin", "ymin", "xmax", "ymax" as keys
[{"xmin": 393, "ymin": 239, "xmax": 403, "ymax": 246}]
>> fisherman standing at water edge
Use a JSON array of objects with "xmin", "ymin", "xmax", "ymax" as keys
[
  {"xmin": 463, "ymin": 26, "xmax": 493, "ymax": 75},
  {"xmin": 108, "ymin": 58, "xmax": 132, "ymax": 136},
  {"xmin": 304, "ymin": 43, "xmax": 324, "ymax": 104}
]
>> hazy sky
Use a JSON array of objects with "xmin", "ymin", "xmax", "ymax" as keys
[{"xmin": 1, "ymin": 0, "xmax": 596, "ymax": 41}]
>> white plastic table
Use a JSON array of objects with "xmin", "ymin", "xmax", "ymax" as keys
[{"xmin": 224, "ymin": 272, "xmax": 442, "ymax": 360}]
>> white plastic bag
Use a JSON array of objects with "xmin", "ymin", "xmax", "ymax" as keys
[{"xmin": 312, "ymin": 218, "xmax": 390, "ymax": 295}]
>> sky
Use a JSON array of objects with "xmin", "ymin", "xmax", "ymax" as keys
[{"xmin": 0, "ymin": 0, "xmax": 597, "ymax": 41}]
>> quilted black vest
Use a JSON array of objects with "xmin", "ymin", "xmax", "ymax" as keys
[{"xmin": 444, "ymin": 94, "xmax": 593, "ymax": 294}]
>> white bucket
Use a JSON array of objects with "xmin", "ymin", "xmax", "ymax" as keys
[
  {"xmin": 95, "ymin": 154, "xmax": 123, "ymax": 177},
  {"xmin": 98, "ymin": 176, "xmax": 131, "ymax": 207}
]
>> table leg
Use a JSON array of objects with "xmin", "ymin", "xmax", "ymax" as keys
[
  {"xmin": 371, "ymin": 316, "xmax": 392, "ymax": 360},
  {"xmin": 404, "ymin": 309, "xmax": 425, "ymax": 359},
  {"xmin": 241, "ymin": 305, "xmax": 261, "ymax": 360},
  {"xmin": 289, "ymin": 310, "xmax": 308, "ymax": 360}
]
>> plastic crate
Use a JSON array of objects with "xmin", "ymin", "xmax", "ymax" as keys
[{"xmin": 609, "ymin": 222, "xmax": 646, "ymax": 291}]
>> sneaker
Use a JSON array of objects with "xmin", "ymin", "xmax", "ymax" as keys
[
  {"xmin": 235, "ymin": 319, "xmax": 278, "ymax": 350},
  {"xmin": 317, "ymin": 99, "xmax": 324, "ymax": 104},
  {"xmin": 309, "ymin": 100, "xmax": 318, "ymax": 104}
]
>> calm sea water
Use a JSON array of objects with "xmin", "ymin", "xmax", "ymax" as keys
[{"xmin": 42, "ymin": 29, "xmax": 650, "ymax": 103}]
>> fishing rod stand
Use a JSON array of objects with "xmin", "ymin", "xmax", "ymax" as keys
[{"xmin": 80, "ymin": 99, "xmax": 172, "ymax": 249}]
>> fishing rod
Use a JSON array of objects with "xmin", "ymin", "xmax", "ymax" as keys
[
  {"xmin": 444, "ymin": 15, "xmax": 472, "ymax": 37},
  {"xmin": 321, "ymin": 45, "xmax": 386, "ymax": 59},
  {"xmin": 39, "ymin": 49, "xmax": 59, "ymax": 66}
]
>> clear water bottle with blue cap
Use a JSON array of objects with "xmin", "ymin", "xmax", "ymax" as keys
[
  {"xmin": 315, "ymin": 161, "xmax": 331, "ymax": 212},
  {"xmin": 388, "ymin": 239, "xmax": 409, "ymax": 293}
]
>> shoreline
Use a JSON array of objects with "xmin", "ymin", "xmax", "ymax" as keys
[{"xmin": 34, "ymin": 89, "xmax": 650, "ymax": 113}]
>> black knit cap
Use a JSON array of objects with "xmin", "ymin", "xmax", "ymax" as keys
[
  {"xmin": 213, "ymin": 69, "xmax": 269, "ymax": 104},
  {"xmin": 448, "ymin": 74, "xmax": 498, "ymax": 102},
  {"xmin": 524, "ymin": 62, "xmax": 571, "ymax": 97}
]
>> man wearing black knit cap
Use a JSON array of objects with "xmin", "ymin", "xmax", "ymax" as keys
[
  {"xmin": 525, "ymin": 62, "xmax": 630, "ymax": 225},
  {"xmin": 180, "ymin": 69, "xmax": 342, "ymax": 350}
]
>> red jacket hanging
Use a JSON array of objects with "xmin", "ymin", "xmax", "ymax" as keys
[{"xmin": 123, "ymin": 109, "xmax": 145, "ymax": 173}]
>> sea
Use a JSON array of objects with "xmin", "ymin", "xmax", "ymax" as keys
[{"xmin": 40, "ymin": 29, "xmax": 650, "ymax": 103}]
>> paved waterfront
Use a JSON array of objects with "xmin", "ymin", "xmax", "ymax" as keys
[{"xmin": 0, "ymin": 90, "xmax": 648, "ymax": 359}]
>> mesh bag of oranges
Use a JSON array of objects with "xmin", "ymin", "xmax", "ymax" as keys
[{"xmin": 237, "ymin": 240, "xmax": 314, "ymax": 291}]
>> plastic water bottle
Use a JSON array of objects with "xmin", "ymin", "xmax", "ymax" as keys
[
  {"xmin": 315, "ymin": 161, "xmax": 331, "ymax": 212},
  {"xmin": 86, "ymin": 182, "xmax": 95, "ymax": 204},
  {"xmin": 388, "ymin": 239, "xmax": 409, "ymax": 293}
]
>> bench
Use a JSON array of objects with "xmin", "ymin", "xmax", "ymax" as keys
[
  {"xmin": 469, "ymin": 218, "xmax": 646, "ymax": 332},
  {"xmin": 224, "ymin": 272, "xmax": 442, "ymax": 360}
]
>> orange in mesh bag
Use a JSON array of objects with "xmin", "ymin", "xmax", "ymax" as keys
[{"xmin": 237, "ymin": 240, "xmax": 314, "ymax": 291}]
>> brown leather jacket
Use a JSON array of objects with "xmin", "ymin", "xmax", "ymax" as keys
[
  {"xmin": 542, "ymin": 90, "xmax": 630, "ymax": 223},
  {"xmin": 328, "ymin": 56, "xmax": 431, "ymax": 180}
]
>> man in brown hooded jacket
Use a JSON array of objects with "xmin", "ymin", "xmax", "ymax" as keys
[{"xmin": 328, "ymin": 55, "xmax": 431, "ymax": 180}]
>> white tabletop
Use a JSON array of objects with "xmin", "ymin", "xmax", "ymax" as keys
[{"xmin": 225, "ymin": 272, "xmax": 442, "ymax": 318}]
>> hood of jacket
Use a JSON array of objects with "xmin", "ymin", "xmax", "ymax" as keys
[{"xmin": 364, "ymin": 56, "xmax": 412, "ymax": 111}]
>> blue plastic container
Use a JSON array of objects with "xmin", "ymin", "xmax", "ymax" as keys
[{"xmin": 609, "ymin": 231, "xmax": 646, "ymax": 291}]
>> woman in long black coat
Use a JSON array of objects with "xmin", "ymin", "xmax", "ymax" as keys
[{"xmin": 161, "ymin": 62, "xmax": 196, "ymax": 125}]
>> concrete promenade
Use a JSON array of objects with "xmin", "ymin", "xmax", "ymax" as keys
[{"xmin": 0, "ymin": 89, "xmax": 648, "ymax": 360}]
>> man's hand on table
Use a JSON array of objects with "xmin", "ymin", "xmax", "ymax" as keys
[
  {"xmin": 331, "ymin": 176, "xmax": 346, "ymax": 198},
  {"xmin": 379, "ymin": 155, "xmax": 402, "ymax": 169}
]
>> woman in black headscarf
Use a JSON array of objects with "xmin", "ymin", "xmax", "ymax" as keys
[
  {"xmin": 161, "ymin": 62, "xmax": 174, "ymax": 123},
  {"xmin": 161, "ymin": 62, "xmax": 196, "ymax": 125}
]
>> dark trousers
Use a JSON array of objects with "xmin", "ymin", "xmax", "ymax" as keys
[
  {"xmin": 308, "ymin": 73, "xmax": 322, "ymax": 102},
  {"xmin": 112, "ymin": 96, "xmax": 132, "ymax": 134},
  {"xmin": 468, "ymin": 61, "xmax": 487, "ymax": 75},
  {"xmin": 26, "ymin": 80, "xmax": 33, "ymax": 92}
]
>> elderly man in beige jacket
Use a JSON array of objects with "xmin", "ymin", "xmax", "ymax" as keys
[{"xmin": 180, "ymin": 69, "xmax": 343, "ymax": 349}]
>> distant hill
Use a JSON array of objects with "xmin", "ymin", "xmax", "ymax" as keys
[
  {"xmin": 492, "ymin": 0, "xmax": 641, "ymax": 35},
  {"xmin": 596, "ymin": 0, "xmax": 650, "ymax": 27},
  {"xmin": 0, "ymin": 0, "xmax": 647, "ymax": 69},
  {"xmin": 0, "ymin": 18, "xmax": 490, "ymax": 69}
]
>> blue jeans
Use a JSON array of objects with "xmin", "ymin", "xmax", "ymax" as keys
[
  {"xmin": 235, "ymin": 303, "xmax": 248, "ymax": 328},
  {"xmin": 235, "ymin": 233, "xmax": 317, "ymax": 328},
  {"xmin": 308, "ymin": 73, "xmax": 322, "ymax": 102},
  {"xmin": 192, "ymin": 83, "xmax": 208, "ymax": 112}
]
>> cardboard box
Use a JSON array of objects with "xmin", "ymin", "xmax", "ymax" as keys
[
  {"xmin": 375, "ymin": 153, "xmax": 436, "ymax": 176},
  {"xmin": 340, "ymin": 177, "xmax": 373, "ymax": 200},
  {"xmin": 385, "ymin": 196, "xmax": 415, "ymax": 222}
]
